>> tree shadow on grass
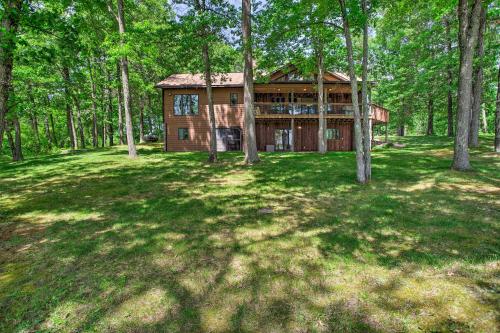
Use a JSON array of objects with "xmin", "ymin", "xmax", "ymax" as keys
[{"xmin": 0, "ymin": 139, "xmax": 498, "ymax": 332}]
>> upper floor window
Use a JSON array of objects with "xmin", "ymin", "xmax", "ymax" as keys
[
  {"xmin": 230, "ymin": 93, "xmax": 238, "ymax": 106},
  {"xmin": 326, "ymin": 128, "xmax": 341, "ymax": 140},
  {"xmin": 174, "ymin": 94, "xmax": 199, "ymax": 115}
]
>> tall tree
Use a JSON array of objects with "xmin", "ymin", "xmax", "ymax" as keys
[
  {"xmin": 114, "ymin": 0, "xmax": 137, "ymax": 157},
  {"xmin": 452, "ymin": 0, "xmax": 482, "ymax": 171},
  {"xmin": 495, "ymin": 64, "xmax": 500, "ymax": 153},
  {"xmin": 62, "ymin": 66, "xmax": 78, "ymax": 150},
  {"xmin": 242, "ymin": 0, "xmax": 259, "ymax": 163},
  {"xmin": 468, "ymin": 6, "xmax": 486, "ymax": 148},
  {"xmin": 361, "ymin": 0, "xmax": 371, "ymax": 181},
  {"xmin": 339, "ymin": 0, "xmax": 366, "ymax": 183},
  {"xmin": 316, "ymin": 41, "xmax": 326, "ymax": 154},
  {"xmin": 444, "ymin": 17, "xmax": 454, "ymax": 137},
  {"xmin": 0, "ymin": 0, "xmax": 22, "ymax": 153}
]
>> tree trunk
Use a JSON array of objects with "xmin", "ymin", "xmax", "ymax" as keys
[
  {"xmin": 339, "ymin": 0, "xmax": 366, "ymax": 183},
  {"xmin": 49, "ymin": 112, "xmax": 58, "ymax": 147},
  {"xmin": 481, "ymin": 107, "xmax": 487, "ymax": 132},
  {"xmin": 88, "ymin": 59, "xmax": 99, "ymax": 148},
  {"xmin": 427, "ymin": 96, "xmax": 434, "ymax": 135},
  {"xmin": 139, "ymin": 97, "xmax": 146, "ymax": 143},
  {"xmin": 72, "ymin": 93, "xmax": 86, "ymax": 149},
  {"xmin": 242, "ymin": 0, "xmax": 259, "ymax": 163},
  {"xmin": 202, "ymin": 43, "xmax": 217, "ymax": 162},
  {"xmin": 62, "ymin": 66, "xmax": 78, "ymax": 150},
  {"xmin": 495, "ymin": 64, "xmax": 500, "ymax": 153},
  {"xmin": 317, "ymin": 43, "xmax": 326, "ymax": 154},
  {"xmin": 397, "ymin": 124, "xmax": 405, "ymax": 136},
  {"xmin": 0, "ymin": 0, "xmax": 22, "ymax": 152},
  {"xmin": 44, "ymin": 115, "xmax": 52, "ymax": 149},
  {"xmin": 468, "ymin": 6, "xmax": 486, "ymax": 148},
  {"xmin": 361, "ymin": 0, "xmax": 371, "ymax": 181},
  {"xmin": 445, "ymin": 17, "xmax": 454, "ymax": 137},
  {"xmin": 6, "ymin": 116, "xmax": 23, "ymax": 161},
  {"xmin": 106, "ymin": 67, "xmax": 114, "ymax": 146},
  {"xmin": 116, "ymin": 62, "xmax": 125, "ymax": 145},
  {"xmin": 117, "ymin": 0, "xmax": 137, "ymax": 157},
  {"xmin": 28, "ymin": 84, "xmax": 41, "ymax": 153},
  {"xmin": 453, "ymin": 0, "xmax": 482, "ymax": 171}
]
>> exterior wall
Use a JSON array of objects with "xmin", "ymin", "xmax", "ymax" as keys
[
  {"xmin": 256, "ymin": 119, "xmax": 353, "ymax": 152},
  {"xmin": 162, "ymin": 85, "xmax": 367, "ymax": 152},
  {"xmin": 164, "ymin": 87, "xmax": 244, "ymax": 151}
]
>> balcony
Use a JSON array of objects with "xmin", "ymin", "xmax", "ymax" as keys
[{"xmin": 254, "ymin": 102, "xmax": 388, "ymax": 123}]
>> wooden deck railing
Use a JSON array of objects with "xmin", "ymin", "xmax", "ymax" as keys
[{"xmin": 254, "ymin": 102, "xmax": 389, "ymax": 123}]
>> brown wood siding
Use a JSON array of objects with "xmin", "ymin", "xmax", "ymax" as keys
[
  {"xmin": 255, "ymin": 119, "xmax": 353, "ymax": 152},
  {"xmin": 164, "ymin": 87, "xmax": 244, "ymax": 151}
]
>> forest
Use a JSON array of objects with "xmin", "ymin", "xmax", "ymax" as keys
[{"xmin": 0, "ymin": 0, "xmax": 499, "ymax": 167}]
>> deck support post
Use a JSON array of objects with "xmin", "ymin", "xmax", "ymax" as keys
[{"xmin": 291, "ymin": 117, "xmax": 295, "ymax": 152}]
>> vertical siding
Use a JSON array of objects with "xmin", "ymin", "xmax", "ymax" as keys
[{"xmin": 255, "ymin": 119, "xmax": 353, "ymax": 152}]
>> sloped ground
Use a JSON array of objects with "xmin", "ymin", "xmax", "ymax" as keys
[{"xmin": 0, "ymin": 136, "xmax": 498, "ymax": 332}]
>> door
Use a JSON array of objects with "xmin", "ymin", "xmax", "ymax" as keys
[
  {"xmin": 275, "ymin": 129, "xmax": 292, "ymax": 151},
  {"xmin": 216, "ymin": 127, "xmax": 241, "ymax": 152}
]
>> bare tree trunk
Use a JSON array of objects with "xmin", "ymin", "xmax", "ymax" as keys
[
  {"xmin": 62, "ymin": 66, "xmax": 78, "ymax": 150},
  {"xmin": 317, "ymin": 43, "xmax": 326, "ymax": 154},
  {"xmin": 452, "ymin": 0, "xmax": 482, "ymax": 171},
  {"xmin": 0, "ymin": 0, "xmax": 22, "ymax": 152},
  {"xmin": 106, "ymin": 67, "xmax": 114, "ymax": 146},
  {"xmin": 469, "ymin": 6, "xmax": 486, "ymax": 148},
  {"xmin": 481, "ymin": 107, "xmax": 487, "ymax": 132},
  {"xmin": 44, "ymin": 115, "xmax": 52, "ymax": 149},
  {"xmin": 339, "ymin": 0, "xmax": 366, "ymax": 183},
  {"xmin": 6, "ymin": 116, "xmax": 23, "ymax": 161},
  {"xmin": 27, "ymin": 84, "xmax": 41, "ymax": 153},
  {"xmin": 6, "ymin": 122, "xmax": 15, "ymax": 158},
  {"xmin": 139, "ymin": 97, "xmax": 146, "ymax": 143},
  {"xmin": 117, "ymin": 0, "xmax": 137, "ymax": 157},
  {"xmin": 72, "ymin": 93, "xmax": 86, "ymax": 148},
  {"xmin": 427, "ymin": 96, "xmax": 434, "ymax": 135},
  {"xmin": 495, "ymin": 64, "xmax": 500, "ymax": 153},
  {"xmin": 202, "ymin": 43, "xmax": 217, "ymax": 162},
  {"xmin": 88, "ymin": 59, "xmax": 99, "ymax": 148},
  {"xmin": 116, "ymin": 62, "xmax": 125, "ymax": 145},
  {"xmin": 445, "ymin": 17, "xmax": 454, "ymax": 137},
  {"xmin": 361, "ymin": 0, "xmax": 371, "ymax": 181},
  {"xmin": 49, "ymin": 112, "xmax": 58, "ymax": 146},
  {"xmin": 242, "ymin": 0, "xmax": 259, "ymax": 163}
]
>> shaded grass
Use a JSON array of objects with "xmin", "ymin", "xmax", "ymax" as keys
[{"xmin": 0, "ymin": 135, "xmax": 499, "ymax": 332}]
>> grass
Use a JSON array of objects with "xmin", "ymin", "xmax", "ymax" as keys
[{"xmin": 0, "ymin": 135, "xmax": 499, "ymax": 333}]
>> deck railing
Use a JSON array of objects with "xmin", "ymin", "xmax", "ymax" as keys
[
  {"xmin": 254, "ymin": 102, "xmax": 389, "ymax": 123},
  {"xmin": 254, "ymin": 102, "xmax": 355, "ymax": 116}
]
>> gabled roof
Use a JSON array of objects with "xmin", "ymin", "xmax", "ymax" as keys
[
  {"xmin": 155, "ymin": 73, "xmax": 243, "ymax": 88},
  {"xmin": 268, "ymin": 65, "xmax": 357, "ymax": 83},
  {"xmin": 155, "ymin": 65, "xmax": 361, "ymax": 89}
]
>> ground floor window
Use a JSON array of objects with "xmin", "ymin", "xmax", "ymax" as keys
[
  {"xmin": 326, "ymin": 128, "xmax": 341, "ymax": 140},
  {"xmin": 178, "ymin": 128, "xmax": 189, "ymax": 140},
  {"xmin": 275, "ymin": 129, "xmax": 292, "ymax": 151}
]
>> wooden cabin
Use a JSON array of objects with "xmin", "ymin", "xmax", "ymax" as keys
[{"xmin": 155, "ymin": 66, "xmax": 388, "ymax": 152}]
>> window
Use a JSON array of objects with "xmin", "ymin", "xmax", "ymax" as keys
[
  {"xmin": 178, "ymin": 128, "xmax": 189, "ymax": 140},
  {"xmin": 275, "ymin": 129, "xmax": 292, "ymax": 151},
  {"xmin": 174, "ymin": 94, "xmax": 199, "ymax": 115},
  {"xmin": 230, "ymin": 93, "xmax": 238, "ymax": 106},
  {"xmin": 326, "ymin": 128, "xmax": 341, "ymax": 140}
]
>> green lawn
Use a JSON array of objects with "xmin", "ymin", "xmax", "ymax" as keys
[{"xmin": 0, "ymin": 136, "xmax": 499, "ymax": 333}]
